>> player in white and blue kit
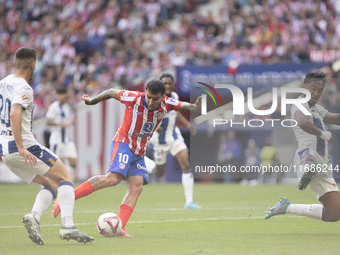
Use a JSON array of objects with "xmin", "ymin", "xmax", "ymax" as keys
[
  {"xmin": 46, "ymin": 86, "xmax": 77, "ymax": 174},
  {"xmin": 0, "ymin": 47, "xmax": 93, "ymax": 245},
  {"xmin": 150, "ymin": 73, "xmax": 201, "ymax": 209},
  {"xmin": 265, "ymin": 72, "xmax": 340, "ymax": 222}
]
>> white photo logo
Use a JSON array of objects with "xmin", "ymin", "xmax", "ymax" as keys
[{"xmin": 198, "ymin": 84, "xmax": 312, "ymax": 128}]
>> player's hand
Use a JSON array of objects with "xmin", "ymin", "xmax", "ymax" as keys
[
  {"xmin": 18, "ymin": 148, "xmax": 37, "ymax": 167},
  {"xmin": 156, "ymin": 126, "xmax": 163, "ymax": 133},
  {"xmin": 189, "ymin": 124, "xmax": 197, "ymax": 135},
  {"xmin": 321, "ymin": 131, "xmax": 333, "ymax": 142},
  {"xmin": 82, "ymin": 94, "xmax": 93, "ymax": 105},
  {"xmin": 61, "ymin": 122, "xmax": 70, "ymax": 128},
  {"xmin": 195, "ymin": 96, "xmax": 202, "ymax": 110}
]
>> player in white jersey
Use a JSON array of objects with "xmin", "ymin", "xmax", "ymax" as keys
[
  {"xmin": 265, "ymin": 72, "xmax": 340, "ymax": 222},
  {"xmin": 150, "ymin": 73, "xmax": 201, "ymax": 209},
  {"xmin": 46, "ymin": 86, "xmax": 77, "ymax": 174},
  {"xmin": 0, "ymin": 47, "xmax": 93, "ymax": 245}
]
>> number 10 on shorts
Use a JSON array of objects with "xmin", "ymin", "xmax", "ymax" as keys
[{"xmin": 118, "ymin": 153, "xmax": 129, "ymax": 164}]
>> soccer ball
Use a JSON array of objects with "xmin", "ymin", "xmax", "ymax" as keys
[{"xmin": 96, "ymin": 212, "xmax": 122, "ymax": 237}]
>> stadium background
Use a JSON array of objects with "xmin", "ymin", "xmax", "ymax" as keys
[{"xmin": 1, "ymin": 0, "xmax": 340, "ymax": 184}]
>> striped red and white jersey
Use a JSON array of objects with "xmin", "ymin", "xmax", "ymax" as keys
[{"xmin": 113, "ymin": 90, "xmax": 182, "ymax": 157}]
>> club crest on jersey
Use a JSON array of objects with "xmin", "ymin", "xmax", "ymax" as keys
[
  {"xmin": 119, "ymin": 163, "xmax": 126, "ymax": 169},
  {"xmin": 157, "ymin": 111, "xmax": 165, "ymax": 119}
]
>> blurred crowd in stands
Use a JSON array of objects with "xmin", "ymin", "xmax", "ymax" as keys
[{"xmin": 1, "ymin": 0, "xmax": 340, "ymax": 119}]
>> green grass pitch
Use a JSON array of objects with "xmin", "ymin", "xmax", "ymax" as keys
[{"xmin": 1, "ymin": 183, "xmax": 340, "ymax": 255}]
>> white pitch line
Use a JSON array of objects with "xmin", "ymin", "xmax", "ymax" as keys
[
  {"xmin": 0, "ymin": 215, "xmax": 301, "ymax": 229},
  {"xmin": 0, "ymin": 206, "xmax": 260, "ymax": 216}
]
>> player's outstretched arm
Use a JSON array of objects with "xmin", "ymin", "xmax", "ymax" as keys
[
  {"xmin": 82, "ymin": 88, "xmax": 121, "ymax": 105},
  {"xmin": 324, "ymin": 113, "xmax": 340, "ymax": 125},
  {"xmin": 46, "ymin": 118, "xmax": 70, "ymax": 128},
  {"xmin": 178, "ymin": 96, "xmax": 201, "ymax": 112},
  {"xmin": 10, "ymin": 104, "xmax": 37, "ymax": 166},
  {"xmin": 295, "ymin": 110, "xmax": 333, "ymax": 142}
]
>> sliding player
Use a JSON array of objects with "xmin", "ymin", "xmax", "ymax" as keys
[{"xmin": 265, "ymin": 72, "xmax": 340, "ymax": 222}]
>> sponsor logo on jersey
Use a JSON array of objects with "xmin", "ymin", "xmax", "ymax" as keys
[
  {"xmin": 166, "ymin": 98, "xmax": 178, "ymax": 106},
  {"xmin": 134, "ymin": 132, "xmax": 152, "ymax": 138},
  {"xmin": 137, "ymin": 164, "xmax": 147, "ymax": 170},
  {"xmin": 0, "ymin": 130, "xmax": 12, "ymax": 136}
]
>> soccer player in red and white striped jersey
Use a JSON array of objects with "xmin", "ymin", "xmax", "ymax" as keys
[{"xmin": 53, "ymin": 79, "xmax": 201, "ymax": 236}]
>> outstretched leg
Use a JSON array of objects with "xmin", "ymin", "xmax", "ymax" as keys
[
  {"xmin": 116, "ymin": 175, "xmax": 144, "ymax": 237},
  {"xmin": 53, "ymin": 172, "xmax": 123, "ymax": 217},
  {"xmin": 265, "ymin": 192, "xmax": 340, "ymax": 222}
]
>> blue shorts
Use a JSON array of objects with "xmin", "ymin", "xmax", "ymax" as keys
[{"xmin": 108, "ymin": 141, "xmax": 148, "ymax": 185}]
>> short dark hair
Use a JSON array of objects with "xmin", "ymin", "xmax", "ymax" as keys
[
  {"xmin": 159, "ymin": 73, "xmax": 174, "ymax": 82},
  {"xmin": 56, "ymin": 86, "xmax": 67, "ymax": 94},
  {"xmin": 304, "ymin": 72, "xmax": 326, "ymax": 86},
  {"xmin": 146, "ymin": 79, "xmax": 165, "ymax": 95},
  {"xmin": 15, "ymin": 47, "xmax": 36, "ymax": 70}
]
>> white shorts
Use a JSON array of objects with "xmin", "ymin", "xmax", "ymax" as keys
[
  {"xmin": 2, "ymin": 144, "xmax": 58, "ymax": 184},
  {"xmin": 153, "ymin": 138, "xmax": 187, "ymax": 165},
  {"xmin": 51, "ymin": 142, "xmax": 78, "ymax": 159},
  {"xmin": 293, "ymin": 147, "xmax": 338, "ymax": 199}
]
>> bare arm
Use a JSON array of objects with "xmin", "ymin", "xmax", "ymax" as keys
[
  {"xmin": 45, "ymin": 118, "xmax": 59, "ymax": 126},
  {"xmin": 177, "ymin": 111, "xmax": 197, "ymax": 135},
  {"xmin": 324, "ymin": 113, "xmax": 340, "ymax": 125},
  {"xmin": 295, "ymin": 110, "xmax": 333, "ymax": 141},
  {"xmin": 177, "ymin": 112, "xmax": 190, "ymax": 128},
  {"xmin": 10, "ymin": 104, "xmax": 37, "ymax": 166},
  {"xmin": 178, "ymin": 96, "xmax": 202, "ymax": 112},
  {"xmin": 46, "ymin": 118, "xmax": 70, "ymax": 128},
  {"xmin": 82, "ymin": 88, "xmax": 121, "ymax": 105}
]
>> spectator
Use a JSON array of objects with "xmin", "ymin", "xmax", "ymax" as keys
[
  {"xmin": 217, "ymin": 131, "xmax": 242, "ymax": 183},
  {"xmin": 259, "ymin": 137, "xmax": 280, "ymax": 184},
  {"xmin": 1, "ymin": 0, "xmax": 340, "ymax": 122},
  {"xmin": 241, "ymin": 139, "xmax": 260, "ymax": 186}
]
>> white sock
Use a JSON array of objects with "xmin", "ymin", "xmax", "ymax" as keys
[
  {"xmin": 286, "ymin": 204, "xmax": 323, "ymax": 220},
  {"xmin": 144, "ymin": 156, "xmax": 156, "ymax": 173},
  {"xmin": 182, "ymin": 171, "xmax": 194, "ymax": 204},
  {"xmin": 31, "ymin": 188, "xmax": 55, "ymax": 223},
  {"xmin": 58, "ymin": 182, "xmax": 75, "ymax": 228}
]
